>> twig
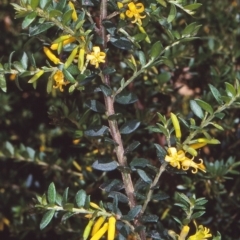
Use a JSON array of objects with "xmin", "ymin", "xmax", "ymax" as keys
[{"xmin": 141, "ymin": 163, "xmax": 167, "ymax": 215}]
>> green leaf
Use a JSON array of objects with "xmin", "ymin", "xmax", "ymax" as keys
[
  {"xmin": 167, "ymin": 4, "xmax": 177, "ymax": 23},
  {"xmin": 12, "ymin": 62, "xmax": 25, "ymax": 72},
  {"xmin": 157, "ymin": 72, "xmax": 171, "ymax": 84},
  {"xmin": 62, "ymin": 187, "xmax": 69, "ymax": 205},
  {"xmin": 49, "ymin": 9, "xmax": 63, "ymax": 18},
  {"xmin": 208, "ymin": 84, "xmax": 223, "ymax": 104},
  {"xmin": 20, "ymin": 52, "xmax": 28, "ymax": 70},
  {"xmin": 102, "ymin": 20, "xmax": 117, "ymax": 35},
  {"xmin": 84, "ymin": 100, "xmax": 106, "ymax": 113},
  {"xmin": 137, "ymin": 169, "xmax": 152, "ymax": 183},
  {"xmin": 0, "ymin": 74, "xmax": 7, "ymax": 92},
  {"xmin": 40, "ymin": 210, "xmax": 55, "ymax": 230},
  {"xmin": 182, "ymin": 22, "xmax": 201, "ymax": 37},
  {"xmin": 152, "ymin": 192, "xmax": 169, "ymax": 201},
  {"xmin": 22, "ymin": 11, "xmax": 37, "ymax": 29},
  {"xmin": 150, "ymin": 41, "xmax": 163, "ymax": 60},
  {"xmin": 29, "ymin": 0, "xmax": 40, "ymax": 9},
  {"xmin": 102, "ymin": 67, "xmax": 116, "ymax": 75},
  {"xmin": 99, "ymin": 179, "xmax": 123, "ymax": 192},
  {"xmin": 110, "ymin": 37, "xmax": 132, "ymax": 50},
  {"xmin": 62, "ymin": 9, "xmax": 73, "ymax": 24},
  {"xmin": 99, "ymin": 84, "xmax": 112, "ymax": 96},
  {"xmin": 29, "ymin": 22, "xmax": 55, "ymax": 36},
  {"xmin": 225, "ymin": 82, "xmax": 236, "ymax": 97},
  {"xmin": 130, "ymin": 158, "xmax": 149, "ymax": 170},
  {"xmin": 141, "ymin": 214, "xmax": 159, "ymax": 223},
  {"xmin": 92, "ymin": 159, "xmax": 118, "ymax": 171},
  {"xmin": 62, "ymin": 68, "xmax": 76, "ymax": 83},
  {"xmin": 190, "ymin": 100, "xmax": 204, "ymax": 119},
  {"xmin": 154, "ymin": 144, "xmax": 167, "ymax": 161},
  {"xmin": 119, "ymin": 120, "xmax": 140, "ymax": 134},
  {"xmin": 133, "ymin": 33, "xmax": 147, "ymax": 42},
  {"xmin": 191, "ymin": 211, "xmax": 205, "ymax": 219},
  {"xmin": 39, "ymin": 0, "xmax": 50, "ymax": 9},
  {"xmin": 124, "ymin": 141, "xmax": 140, "ymax": 155},
  {"xmin": 56, "ymin": 0, "xmax": 67, "ymax": 11},
  {"xmin": 126, "ymin": 205, "xmax": 142, "ymax": 220},
  {"xmin": 47, "ymin": 182, "xmax": 56, "ymax": 204},
  {"xmin": 137, "ymin": 51, "xmax": 146, "ymax": 66},
  {"xmin": 184, "ymin": 3, "xmax": 202, "ymax": 11},
  {"xmin": 156, "ymin": 0, "xmax": 167, "ymax": 7},
  {"xmin": 108, "ymin": 191, "xmax": 128, "ymax": 203},
  {"xmin": 61, "ymin": 212, "xmax": 76, "ymax": 222},
  {"xmin": 55, "ymin": 193, "xmax": 63, "ymax": 206},
  {"xmin": 84, "ymin": 125, "xmax": 109, "ymax": 137},
  {"xmin": 75, "ymin": 189, "xmax": 87, "ymax": 207},
  {"xmin": 194, "ymin": 99, "xmax": 213, "ymax": 114},
  {"xmin": 115, "ymin": 91, "xmax": 138, "ymax": 105},
  {"xmin": 212, "ymin": 232, "xmax": 221, "ymax": 240}
]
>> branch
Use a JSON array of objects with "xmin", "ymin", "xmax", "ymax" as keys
[{"xmin": 99, "ymin": 0, "xmax": 137, "ymax": 210}]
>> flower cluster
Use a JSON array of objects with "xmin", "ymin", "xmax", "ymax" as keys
[
  {"xmin": 82, "ymin": 203, "xmax": 116, "ymax": 240},
  {"xmin": 117, "ymin": 1, "xmax": 146, "ymax": 25},
  {"xmin": 86, "ymin": 46, "xmax": 106, "ymax": 68},
  {"xmin": 168, "ymin": 223, "xmax": 212, "ymax": 240},
  {"xmin": 165, "ymin": 147, "xmax": 206, "ymax": 174},
  {"xmin": 53, "ymin": 70, "xmax": 69, "ymax": 92}
]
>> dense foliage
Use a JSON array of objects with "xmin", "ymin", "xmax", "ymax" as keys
[{"xmin": 1, "ymin": 0, "xmax": 240, "ymax": 239}]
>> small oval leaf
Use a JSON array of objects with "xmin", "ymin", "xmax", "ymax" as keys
[
  {"xmin": 119, "ymin": 120, "xmax": 140, "ymax": 134},
  {"xmin": 92, "ymin": 160, "xmax": 118, "ymax": 171},
  {"xmin": 75, "ymin": 189, "xmax": 87, "ymax": 207},
  {"xmin": 47, "ymin": 182, "xmax": 56, "ymax": 204},
  {"xmin": 40, "ymin": 210, "xmax": 55, "ymax": 230},
  {"xmin": 190, "ymin": 100, "xmax": 204, "ymax": 119}
]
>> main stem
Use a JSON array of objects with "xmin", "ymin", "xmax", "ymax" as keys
[{"xmin": 99, "ymin": 0, "xmax": 136, "ymax": 210}]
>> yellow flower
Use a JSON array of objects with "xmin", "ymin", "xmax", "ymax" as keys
[
  {"xmin": 0, "ymin": 216, "xmax": 10, "ymax": 231},
  {"xmin": 164, "ymin": 147, "xmax": 206, "ymax": 174},
  {"xmin": 50, "ymin": 37, "xmax": 76, "ymax": 50},
  {"xmin": 117, "ymin": 2, "xmax": 126, "ymax": 20},
  {"xmin": 125, "ymin": 2, "xmax": 146, "ymax": 25},
  {"xmin": 53, "ymin": 70, "xmax": 69, "ymax": 92},
  {"xmin": 181, "ymin": 158, "xmax": 206, "ymax": 174},
  {"xmin": 165, "ymin": 147, "xmax": 190, "ymax": 169},
  {"xmin": 86, "ymin": 46, "xmax": 106, "ymax": 68},
  {"xmin": 179, "ymin": 225, "xmax": 190, "ymax": 240},
  {"xmin": 187, "ymin": 224, "xmax": 212, "ymax": 240}
]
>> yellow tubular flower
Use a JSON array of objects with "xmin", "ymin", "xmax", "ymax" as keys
[
  {"xmin": 89, "ymin": 202, "xmax": 101, "ymax": 210},
  {"xmin": 126, "ymin": 2, "xmax": 146, "ymax": 25},
  {"xmin": 50, "ymin": 37, "xmax": 76, "ymax": 50},
  {"xmin": 189, "ymin": 142, "xmax": 207, "ymax": 150},
  {"xmin": 64, "ymin": 46, "xmax": 79, "ymax": 69},
  {"xmin": 78, "ymin": 48, "xmax": 85, "ymax": 71},
  {"xmin": 181, "ymin": 158, "xmax": 206, "ymax": 174},
  {"xmin": 179, "ymin": 225, "xmax": 190, "ymax": 240},
  {"xmin": 86, "ymin": 46, "xmax": 106, "ymax": 68},
  {"xmin": 43, "ymin": 47, "xmax": 61, "ymax": 64},
  {"xmin": 91, "ymin": 216, "xmax": 106, "ymax": 236},
  {"xmin": 83, "ymin": 219, "xmax": 94, "ymax": 240},
  {"xmin": 187, "ymin": 225, "xmax": 212, "ymax": 240},
  {"xmin": 90, "ymin": 222, "xmax": 109, "ymax": 240},
  {"xmin": 68, "ymin": 1, "xmax": 78, "ymax": 21},
  {"xmin": 108, "ymin": 216, "xmax": 116, "ymax": 240},
  {"xmin": 53, "ymin": 70, "xmax": 69, "ymax": 92},
  {"xmin": 170, "ymin": 112, "xmax": 181, "ymax": 139}
]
